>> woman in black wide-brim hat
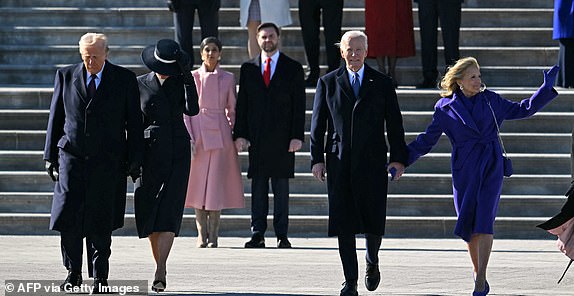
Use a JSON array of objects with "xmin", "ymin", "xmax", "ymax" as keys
[{"xmin": 134, "ymin": 39, "xmax": 199, "ymax": 292}]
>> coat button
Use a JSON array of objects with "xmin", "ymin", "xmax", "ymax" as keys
[{"xmin": 85, "ymin": 133, "xmax": 90, "ymax": 137}]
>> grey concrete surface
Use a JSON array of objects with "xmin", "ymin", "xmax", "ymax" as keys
[{"xmin": 0, "ymin": 236, "xmax": 572, "ymax": 295}]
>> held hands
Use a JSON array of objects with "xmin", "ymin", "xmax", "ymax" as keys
[
  {"xmin": 387, "ymin": 162, "xmax": 405, "ymax": 181},
  {"xmin": 543, "ymin": 65, "xmax": 560, "ymax": 88},
  {"xmin": 45, "ymin": 161, "xmax": 59, "ymax": 182},
  {"xmin": 234, "ymin": 137, "xmax": 250, "ymax": 152},
  {"xmin": 312, "ymin": 163, "xmax": 326, "ymax": 182},
  {"xmin": 288, "ymin": 139, "xmax": 303, "ymax": 152}
]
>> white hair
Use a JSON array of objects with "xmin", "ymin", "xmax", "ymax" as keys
[
  {"xmin": 337, "ymin": 30, "xmax": 368, "ymax": 50},
  {"xmin": 78, "ymin": 33, "xmax": 109, "ymax": 52}
]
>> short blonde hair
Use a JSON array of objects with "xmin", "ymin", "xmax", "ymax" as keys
[
  {"xmin": 78, "ymin": 33, "xmax": 109, "ymax": 53},
  {"xmin": 337, "ymin": 30, "xmax": 368, "ymax": 50},
  {"xmin": 439, "ymin": 57, "xmax": 480, "ymax": 97}
]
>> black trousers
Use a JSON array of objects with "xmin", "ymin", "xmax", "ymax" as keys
[
  {"xmin": 557, "ymin": 38, "xmax": 574, "ymax": 88},
  {"xmin": 173, "ymin": 0, "xmax": 220, "ymax": 66},
  {"xmin": 298, "ymin": 0, "xmax": 343, "ymax": 76},
  {"xmin": 60, "ymin": 231, "xmax": 112, "ymax": 279},
  {"xmin": 417, "ymin": 0, "xmax": 461, "ymax": 82},
  {"xmin": 338, "ymin": 233, "xmax": 382, "ymax": 282},
  {"xmin": 250, "ymin": 176, "xmax": 289, "ymax": 238}
]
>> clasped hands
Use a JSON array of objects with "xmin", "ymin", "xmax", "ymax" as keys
[
  {"xmin": 234, "ymin": 138, "xmax": 303, "ymax": 153},
  {"xmin": 311, "ymin": 161, "xmax": 405, "ymax": 182}
]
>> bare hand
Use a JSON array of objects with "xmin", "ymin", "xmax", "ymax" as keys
[
  {"xmin": 288, "ymin": 139, "xmax": 303, "ymax": 152},
  {"xmin": 312, "ymin": 163, "xmax": 326, "ymax": 182},
  {"xmin": 387, "ymin": 162, "xmax": 405, "ymax": 181}
]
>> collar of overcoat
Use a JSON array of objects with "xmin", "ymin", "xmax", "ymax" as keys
[
  {"xmin": 335, "ymin": 64, "xmax": 377, "ymax": 105},
  {"xmin": 71, "ymin": 61, "xmax": 113, "ymax": 108},
  {"xmin": 441, "ymin": 91, "xmax": 480, "ymax": 133}
]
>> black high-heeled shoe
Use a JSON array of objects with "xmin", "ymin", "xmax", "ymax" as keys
[
  {"xmin": 472, "ymin": 281, "xmax": 489, "ymax": 296},
  {"xmin": 151, "ymin": 280, "xmax": 166, "ymax": 293}
]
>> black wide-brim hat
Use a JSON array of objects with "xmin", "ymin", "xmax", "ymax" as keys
[{"xmin": 141, "ymin": 39, "xmax": 190, "ymax": 76}]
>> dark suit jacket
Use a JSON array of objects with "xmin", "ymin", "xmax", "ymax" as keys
[
  {"xmin": 310, "ymin": 64, "xmax": 408, "ymax": 236},
  {"xmin": 233, "ymin": 52, "xmax": 306, "ymax": 178},
  {"xmin": 43, "ymin": 61, "xmax": 143, "ymax": 235}
]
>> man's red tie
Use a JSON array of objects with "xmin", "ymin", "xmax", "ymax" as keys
[{"xmin": 263, "ymin": 57, "xmax": 271, "ymax": 87}]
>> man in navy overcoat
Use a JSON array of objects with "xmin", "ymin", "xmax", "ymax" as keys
[
  {"xmin": 310, "ymin": 30, "xmax": 408, "ymax": 296},
  {"xmin": 43, "ymin": 33, "xmax": 143, "ymax": 292}
]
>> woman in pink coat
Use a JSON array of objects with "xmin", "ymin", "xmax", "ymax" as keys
[{"xmin": 183, "ymin": 37, "xmax": 244, "ymax": 248}]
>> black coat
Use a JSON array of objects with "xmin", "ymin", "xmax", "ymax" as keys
[
  {"xmin": 44, "ymin": 62, "xmax": 143, "ymax": 235},
  {"xmin": 133, "ymin": 73, "xmax": 199, "ymax": 238},
  {"xmin": 310, "ymin": 65, "xmax": 408, "ymax": 236},
  {"xmin": 233, "ymin": 53, "xmax": 306, "ymax": 178}
]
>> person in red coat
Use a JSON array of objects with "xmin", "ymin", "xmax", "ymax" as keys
[{"xmin": 365, "ymin": 0, "xmax": 415, "ymax": 87}]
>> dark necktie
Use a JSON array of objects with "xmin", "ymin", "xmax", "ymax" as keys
[
  {"xmin": 352, "ymin": 72, "xmax": 360, "ymax": 98},
  {"xmin": 263, "ymin": 57, "xmax": 271, "ymax": 87},
  {"xmin": 87, "ymin": 74, "xmax": 97, "ymax": 99}
]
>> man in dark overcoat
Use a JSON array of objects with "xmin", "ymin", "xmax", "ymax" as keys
[
  {"xmin": 233, "ymin": 22, "xmax": 306, "ymax": 249},
  {"xmin": 310, "ymin": 30, "xmax": 408, "ymax": 296},
  {"xmin": 43, "ymin": 33, "xmax": 143, "ymax": 292}
]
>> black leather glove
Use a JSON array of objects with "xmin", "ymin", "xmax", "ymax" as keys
[
  {"xmin": 166, "ymin": 0, "xmax": 181, "ymax": 12},
  {"xmin": 45, "ymin": 161, "xmax": 59, "ymax": 182},
  {"xmin": 177, "ymin": 55, "xmax": 194, "ymax": 85}
]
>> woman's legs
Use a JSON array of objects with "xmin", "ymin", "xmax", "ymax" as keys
[
  {"xmin": 467, "ymin": 233, "xmax": 493, "ymax": 292},
  {"xmin": 148, "ymin": 232, "xmax": 176, "ymax": 284},
  {"xmin": 207, "ymin": 210, "xmax": 221, "ymax": 248},
  {"xmin": 195, "ymin": 209, "xmax": 208, "ymax": 248},
  {"xmin": 247, "ymin": 20, "xmax": 261, "ymax": 58},
  {"xmin": 375, "ymin": 56, "xmax": 386, "ymax": 74}
]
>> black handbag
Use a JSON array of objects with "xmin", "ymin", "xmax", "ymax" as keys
[{"xmin": 487, "ymin": 100, "xmax": 513, "ymax": 177}]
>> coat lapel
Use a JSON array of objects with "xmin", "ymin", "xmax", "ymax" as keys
[
  {"xmin": 358, "ymin": 64, "xmax": 377, "ymax": 103},
  {"xmin": 335, "ymin": 67, "xmax": 355, "ymax": 103},
  {"xmin": 443, "ymin": 93, "xmax": 480, "ymax": 133},
  {"xmin": 87, "ymin": 62, "xmax": 113, "ymax": 108},
  {"xmin": 72, "ymin": 63, "xmax": 88, "ymax": 104}
]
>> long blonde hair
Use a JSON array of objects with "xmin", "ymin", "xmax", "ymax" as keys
[{"xmin": 440, "ymin": 57, "xmax": 480, "ymax": 97}]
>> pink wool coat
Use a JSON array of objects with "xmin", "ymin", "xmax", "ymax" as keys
[{"xmin": 183, "ymin": 65, "xmax": 245, "ymax": 210}]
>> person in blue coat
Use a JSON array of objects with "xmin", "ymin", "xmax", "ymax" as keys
[
  {"xmin": 554, "ymin": 0, "xmax": 574, "ymax": 88},
  {"xmin": 407, "ymin": 57, "xmax": 559, "ymax": 295}
]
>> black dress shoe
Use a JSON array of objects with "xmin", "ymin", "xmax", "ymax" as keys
[
  {"xmin": 365, "ymin": 262, "xmax": 380, "ymax": 291},
  {"xmin": 244, "ymin": 235, "xmax": 265, "ymax": 248},
  {"xmin": 277, "ymin": 237, "xmax": 292, "ymax": 248},
  {"xmin": 91, "ymin": 278, "xmax": 108, "ymax": 294},
  {"xmin": 340, "ymin": 281, "xmax": 358, "ymax": 296},
  {"xmin": 60, "ymin": 270, "xmax": 82, "ymax": 290}
]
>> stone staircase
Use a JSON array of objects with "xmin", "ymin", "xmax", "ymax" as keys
[{"xmin": 0, "ymin": 0, "xmax": 572, "ymax": 239}]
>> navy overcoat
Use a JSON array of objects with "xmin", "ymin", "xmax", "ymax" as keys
[
  {"xmin": 310, "ymin": 65, "xmax": 408, "ymax": 236},
  {"xmin": 44, "ymin": 62, "xmax": 144, "ymax": 235}
]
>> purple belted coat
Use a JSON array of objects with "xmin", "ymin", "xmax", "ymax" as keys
[{"xmin": 407, "ymin": 86, "xmax": 558, "ymax": 242}]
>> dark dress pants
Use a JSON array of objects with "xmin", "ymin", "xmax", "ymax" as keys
[
  {"xmin": 298, "ymin": 0, "xmax": 343, "ymax": 76},
  {"xmin": 173, "ymin": 0, "xmax": 220, "ymax": 66},
  {"xmin": 338, "ymin": 233, "xmax": 382, "ymax": 281},
  {"xmin": 558, "ymin": 38, "xmax": 574, "ymax": 88},
  {"xmin": 417, "ymin": 0, "xmax": 461, "ymax": 81},
  {"xmin": 60, "ymin": 231, "xmax": 112, "ymax": 279},
  {"xmin": 250, "ymin": 176, "xmax": 289, "ymax": 238}
]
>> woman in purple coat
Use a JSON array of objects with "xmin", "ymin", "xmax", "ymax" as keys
[{"xmin": 407, "ymin": 57, "xmax": 559, "ymax": 295}]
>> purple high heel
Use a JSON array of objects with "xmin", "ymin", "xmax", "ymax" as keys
[{"xmin": 472, "ymin": 281, "xmax": 489, "ymax": 296}]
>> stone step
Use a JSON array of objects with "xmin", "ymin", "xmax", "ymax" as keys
[
  {"xmin": 0, "ymin": 191, "xmax": 565, "ymax": 218},
  {"xmin": 1, "ymin": 87, "xmax": 572, "ymax": 112},
  {"xmin": 0, "ymin": 7, "xmax": 553, "ymax": 28},
  {"xmin": 0, "ymin": 0, "xmax": 553, "ymax": 9},
  {"xmin": 0, "ymin": 151, "xmax": 569, "ymax": 174},
  {"xmin": 0, "ymin": 130, "xmax": 570, "ymax": 153},
  {"xmin": 1, "ymin": 108, "xmax": 571, "ymax": 133},
  {"xmin": 0, "ymin": 45, "xmax": 559, "ymax": 68},
  {"xmin": 0, "ymin": 26, "xmax": 554, "ymax": 47},
  {"xmin": 0, "ymin": 171, "xmax": 569, "ymax": 195},
  {"xmin": 0, "ymin": 64, "xmax": 557, "ymax": 87},
  {"xmin": 0, "ymin": 213, "xmax": 557, "ymax": 239}
]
